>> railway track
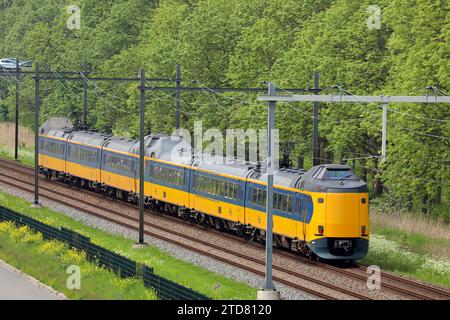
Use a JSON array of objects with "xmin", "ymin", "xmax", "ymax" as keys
[
  {"xmin": 206, "ymin": 224, "xmax": 450, "ymax": 300},
  {"xmin": 1, "ymin": 158, "xmax": 449, "ymax": 300},
  {"xmin": 0, "ymin": 169, "xmax": 358, "ymax": 300}
]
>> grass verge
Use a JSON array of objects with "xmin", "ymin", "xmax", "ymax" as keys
[
  {"xmin": 0, "ymin": 221, "xmax": 158, "ymax": 299},
  {"xmin": 0, "ymin": 191, "xmax": 257, "ymax": 299},
  {"xmin": 0, "ymin": 145, "xmax": 34, "ymax": 167},
  {"xmin": 370, "ymin": 217, "xmax": 450, "ymax": 260},
  {"xmin": 360, "ymin": 212, "xmax": 450, "ymax": 288},
  {"xmin": 0, "ymin": 122, "xmax": 35, "ymax": 167}
]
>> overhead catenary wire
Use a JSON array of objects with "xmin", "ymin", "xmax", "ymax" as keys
[
  {"xmin": 339, "ymin": 161, "xmax": 450, "ymax": 186},
  {"xmin": 385, "ymin": 106, "xmax": 450, "ymax": 123},
  {"xmin": 335, "ymin": 87, "xmax": 450, "ymax": 141},
  {"xmin": 193, "ymin": 80, "xmax": 254, "ymax": 107}
]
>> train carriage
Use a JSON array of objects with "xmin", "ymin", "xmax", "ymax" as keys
[
  {"xmin": 189, "ymin": 156, "xmax": 249, "ymax": 229},
  {"xmin": 39, "ymin": 130, "xmax": 67, "ymax": 175},
  {"xmin": 65, "ymin": 131, "xmax": 105, "ymax": 185},
  {"xmin": 245, "ymin": 169, "xmax": 312, "ymax": 249},
  {"xmin": 101, "ymin": 137, "xmax": 139, "ymax": 196},
  {"xmin": 143, "ymin": 135, "xmax": 191, "ymax": 211},
  {"xmin": 299, "ymin": 165, "xmax": 369, "ymax": 259}
]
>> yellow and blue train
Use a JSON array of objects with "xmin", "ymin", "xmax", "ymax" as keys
[{"xmin": 39, "ymin": 119, "xmax": 369, "ymax": 260}]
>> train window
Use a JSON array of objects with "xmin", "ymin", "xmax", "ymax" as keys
[
  {"xmin": 229, "ymin": 182, "xmax": 235, "ymax": 199},
  {"xmin": 204, "ymin": 176, "xmax": 208, "ymax": 193},
  {"xmin": 283, "ymin": 195, "xmax": 289, "ymax": 212},
  {"xmin": 199, "ymin": 175, "xmax": 205, "ymax": 192},
  {"xmin": 323, "ymin": 168, "xmax": 352, "ymax": 179},
  {"xmin": 313, "ymin": 166, "xmax": 325, "ymax": 178},
  {"xmin": 212, "ymin": 179, "xmax": 218, "ymax": 195},
  {"xmin": 222, "ymin": 182, "xmax": 228, "ymax": 198},
  {"xmin": 202, "ymin": 176, "xmax": 206, "ymax": 192},
  {"xmin": 206, "ymin": 177, "xmax": 210, "ymax": 193},
  {"xmin": 256, "ymin": 188, "xmax": 266, "ymax": 207},
  {"xmin": 287, "ymin": 195, "xmax": 293, "ymax": 213},
  {"xmin": 229, "ymin": 183, "xmax": 234, "ymax": 199},
  {"xmin": 277, "ymin": 193, "xmax": 283, "ymax": 210},
  {"xmin": 251, "ymin": 188, "xmax": 257, "ymax": 203},
  {"xmin": 201, "ymin": 176, "xmax": 206, "ymax": 192},
  {"xmin": 195, "ymin": 175, "xmax": 239, "ymax": 200},
  {"xmin": 218, "ymin": 181, "xmax": 224, "ymax": 197},
  {"xmin": 208, "ymin": 177, "xmax": 212, "ymax": 194},
  {"xmin": 195, "ymin": 175, "xmax": 201, "ymax": 192},
  {"xmin": 42, "ymin": 140, "xmax": 64, "ymax": 155},
  {"xmin": 226, "ymin": 183, "xmax": 232, "ymax": 199},
  {"xmin": 233, "ymin": 183, "xmax": 239, "ymax": 199},
  {"xmin": 105, "ymin": 154, "xmax": 133, "ymax": 172},
  {"xmin": 272, "ymin": 193, "xmax": 277, "ymax": 209},
  {"xmin": 278, "ymin": 193, "xmax": 283, "ymax": 211},
  {"xmin": 153, "ymin": 165, "xmax": 184, "ymax": 186},
  {"xmin": 78, "ymin": 148, "xmax": 96, "ymax": 163},
  {"xmin": 177, "ymin": 170, "xmax": 183, "ymax": 185}
]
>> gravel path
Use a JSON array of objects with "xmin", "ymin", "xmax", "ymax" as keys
[{"xmin": 0, "ymin": 182, "xmax": 316, "ymax": 300}]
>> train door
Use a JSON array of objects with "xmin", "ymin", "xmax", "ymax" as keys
[
  {"xmin": 99, "ymin": 146, "xmax": 106, "ymax": 185},
  {"xmin": 184, "ymin": 167, "xmax": 191, "ymax": 209},
  {"xmin": 133, "ymin": 157, "xmax": 138, "ymax": 195},
  {"xmin": 295, "ymin": 194, "xmax": 307, "ymax": 242},
  {"xmin": 292, "ymin": 193, "xmax": 305, "ymax": 240},
  {"xmin": 188, "ymin": 169, "xmax": 196, "ymax": 211}
]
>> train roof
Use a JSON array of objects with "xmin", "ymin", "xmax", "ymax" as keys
[
  {"xmin": 43, "ymin": 128, "xmax": 70, "ymax": 140},
  {"xmin": 68, "ymin": 131, "xmax": 110, "ymax": 147},
  {"xmin": 104, "ymin": 136, "xmax": 140, "ymax": 154},
  {"xmin": 40, "ymin": 117, "xmax": 73, "ymax": 133},
  {"xmin": 299, "ymin": 164, "xmax": 368, "ymax": 193},
  {"xmin": 194, "ymin": 154, "xmax": 253, "ymax": 179},
  {"xmin": 253, "ymin": 167, "xmax": 305, "ymax": 188},
  {"xmin": 146, "ymin": 135, "xmax": 193, "ymax": 166}
]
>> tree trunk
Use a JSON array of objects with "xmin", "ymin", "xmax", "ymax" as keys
[
  {"xmin": 421, "ymin": 194, "xmax": 429, "ymax": 214},
  {"xmin": 373, "ymin": 157, "xmax": 384, "ymax": 196},
  {"xmin": 407, "ymin": 194, "xmax": 413, "ymax": 212},
  {"xmin": 361, "ymin": 164, "xmax": 367, "ymax": 182},
  {"xmin": 433, "ymin": 187, "xmax": 441, "ymax": 205},
  {"xmin": 319, "ymin": 141, "xmax": 325, "ymax": 164},
  {"xmin": 297, "ymin": 155, "xmax": 304, "ymax": 169},
  {"xmin": 327, "ymin": 150, "xmax": 334, "ymax": 164}
]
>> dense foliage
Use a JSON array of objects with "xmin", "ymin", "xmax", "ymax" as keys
[{"xmin": 0, "ymin": 0, "xmax": 448, "ymax": 214}]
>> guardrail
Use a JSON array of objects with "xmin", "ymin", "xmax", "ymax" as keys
[{"xmin": 0, "ymin": 205, "xmax": 210, "ymax": 300}]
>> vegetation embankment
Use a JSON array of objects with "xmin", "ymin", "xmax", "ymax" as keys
[
  {"xmin": 361, "ymin": 207, "xmax": 450, "ymax": 288},
  {"xmin": 0, "ymin": 220, "xmax": 158, "ymax": 300},
  {"xmin": 0, "ymin": 122, "xmax": 34, "ymax": 166}
]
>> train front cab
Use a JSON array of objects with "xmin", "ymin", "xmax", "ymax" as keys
[{"xmin": 302, "ymin": 165, "xmax": 369, "ymax": 261}]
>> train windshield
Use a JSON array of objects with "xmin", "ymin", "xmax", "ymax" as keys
[{"xmin": 323, "ymin": 168, "xmax": 352, "ymax": 179}]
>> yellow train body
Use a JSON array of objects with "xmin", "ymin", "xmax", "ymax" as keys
[{"xmin": 39, "ymin": 133, "xmax": 369, "ymax": 260}]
